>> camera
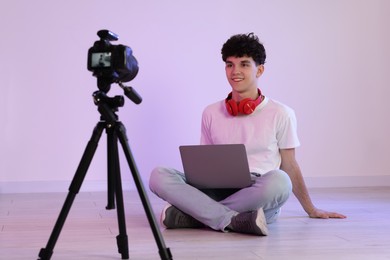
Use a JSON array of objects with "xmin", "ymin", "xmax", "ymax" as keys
[{"xmin": 87, "ymin": 30, "xmax": 139, "ymax": 92}]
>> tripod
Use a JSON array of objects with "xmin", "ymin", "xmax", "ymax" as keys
[{"xmin": 38, "ymin": 90, "xmax": 172, "ymax": 260}]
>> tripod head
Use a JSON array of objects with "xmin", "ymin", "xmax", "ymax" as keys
[
  {"xmin": 93, "ymin": 91, "xmax": 123, "ymax": 123},
  {"xmin": 93, "ymin": 83, "xmax": 142, "ymax": 123}
]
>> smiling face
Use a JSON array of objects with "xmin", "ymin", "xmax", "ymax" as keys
[{"xmin": 225, "ymin": 56, "xmax": 264, "ymax": 100}]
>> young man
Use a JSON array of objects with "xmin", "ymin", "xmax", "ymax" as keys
[{"xmin": 149, "ymin": 33, "xmax": 346, "ymax": 236}]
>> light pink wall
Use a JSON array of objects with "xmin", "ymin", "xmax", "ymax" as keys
[{"xmin": 1, "ymin": 1, "xmax": 389, "ymax": 192}]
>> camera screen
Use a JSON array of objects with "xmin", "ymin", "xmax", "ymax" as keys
[{"xmin": 90, "ymin": 52, "xmax": 112, "ymax": 68}]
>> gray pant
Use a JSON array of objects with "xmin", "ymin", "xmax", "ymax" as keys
[{"xmin": 149, "ymin": 167, "xmax": 292, "ymax": 231}]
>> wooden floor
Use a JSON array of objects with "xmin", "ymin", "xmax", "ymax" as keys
[{"xmin": 1, "ymin": 187, "xmax": 389, "ymax": 260}]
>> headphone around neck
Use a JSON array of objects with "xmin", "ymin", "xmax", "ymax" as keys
[{"xmin": 225, "ymin": 89, "xmax": 263, "ymax": 116}]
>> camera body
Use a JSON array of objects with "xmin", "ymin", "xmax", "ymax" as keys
[{"xmin": 87, "ymin": 30, "xmax": 138, "ymax": 92}]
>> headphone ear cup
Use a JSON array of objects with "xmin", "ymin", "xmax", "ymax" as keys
[
  {"xmin": 225, "ymin": 89, "xmax": 262, "ymax": 116},
  {"xmin": 239, "ymin": 98, "xmax": 257, "ymax": 115},
  {"xmin": 226, "ymin": 99, "xmax": 239, "ymax": 116}
]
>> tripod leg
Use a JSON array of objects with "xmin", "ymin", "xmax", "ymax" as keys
[
  {"xmin": 38, "ymin": 122, "xmax": 105, "ymax": 260},
  {"xmin": 106, "ymin": 127, "xmax": 116, "ymax": 210},
  {"xmin": 114, "ymin": 180, "xmax": 129, "ymax": 260},
  {"xmin": 116, "ymin": 122, "xmax": 172, "ymax": 260},
  {"xmin": 106, "ymin": 126, "xmax": 129, "ymax": 259}
]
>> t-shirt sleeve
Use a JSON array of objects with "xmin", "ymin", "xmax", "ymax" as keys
[
  {"xmin": 200, "ymin": 108, "xmax": 213, "ymax": 145},
  {"xmin": 276, "ymin": 107, "xmax": 300, "ymax": 149}
]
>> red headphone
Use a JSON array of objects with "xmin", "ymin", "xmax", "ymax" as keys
[{"xmin": 225, "ymin": 89, "xmax": 263, "ymax": 116}]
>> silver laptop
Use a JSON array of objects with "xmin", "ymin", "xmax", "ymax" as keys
[{"xmin": 179, "ymin": 144, "xmax": 253, "ymax": 189}]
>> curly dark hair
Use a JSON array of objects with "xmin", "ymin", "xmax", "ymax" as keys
[{"xmin": 221, "ymin": 33, "xmax": 266, "ymax": 65}]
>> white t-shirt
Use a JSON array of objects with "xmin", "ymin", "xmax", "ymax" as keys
[{"xmin": 200, "ymin": 96, "xmax": 300, "ymax": 175}]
